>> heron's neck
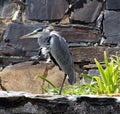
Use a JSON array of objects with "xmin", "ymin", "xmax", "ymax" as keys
[{"xmin": 50, "ymin": 31, "xmax": 60, "ymax": 37}]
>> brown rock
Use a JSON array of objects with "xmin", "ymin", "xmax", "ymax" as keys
[
  {"xmin": 71, "ymin": 46, "xmax": 106, "ymax": 63},
  {"xmin": 72, "ymin": 46, "xmax": 120, "ymax": 64},
  {"xmin": 0, "ymin": 20, "xmax": 6, "ymax": 41},
  {"xmin": 0, "ymin": 61, "xmax": 79, "ymax": 94},
  {"xmin": 55, "ymin": 25, "xmax": 100, "ymax": 43},
  {"xmin": 45, "ymin": 66, "xmax": 66, "ymax": 89},
  {"xmin": 0, "ymin": 61, "xmax": 53, "ymax": 94},
  {"xmin": 44, "ymin": 65, "xmax": 80, "ymax": 93}
]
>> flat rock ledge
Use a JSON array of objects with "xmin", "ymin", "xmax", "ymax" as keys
[{"xmin": 0, "ymin": 91, "xmax": 120, "ymax": 114}]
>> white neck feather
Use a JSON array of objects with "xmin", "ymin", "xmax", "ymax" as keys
[{"xmin": 50, "ymin": 31, "xmax": 60, "ymax": 37}]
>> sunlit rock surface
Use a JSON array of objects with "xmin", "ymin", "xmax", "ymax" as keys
[
  {"xmin": 0, "ymin": 61, "xmax": 50, "ymax": 93},
  {"xmin": 0, "ymin": 61, "xmax": 72, "ymax": 94}
]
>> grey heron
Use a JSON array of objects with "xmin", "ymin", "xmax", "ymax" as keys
[{"xmin": 21, "ymin": 26, "xmax": 76, "ymax": 94}]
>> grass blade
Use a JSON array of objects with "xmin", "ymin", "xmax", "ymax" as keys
[
  {"xmin": 104, "ymin": 51, "xmax": 109, "ymax": 67},
  {"xmin": 39, "ymin": 76, "xmax": 56, "ymax": 88},
  {"xmin": 94, "ymin": 58, "xmax": 107, "ymax": 85}
]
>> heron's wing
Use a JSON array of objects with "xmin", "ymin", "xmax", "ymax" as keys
[
  {"xmin": 49, "ymin": 52, "xmax": 62, "ymax": 70},
  {"xmin": 49, "ymin": 35, "xmax": 76, "ymax": 84},
  {"xmin": 50, "ymin": 35, "xmax": 72, "ymax": 68}
]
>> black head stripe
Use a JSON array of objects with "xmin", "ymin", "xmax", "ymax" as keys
[
  {"xmin": 35, "ymin": 28, "xmax": 43, "ymax": 32},
  {"xmin": 46, "ymin": 36, "xmax": 52, "ymax": 43}
]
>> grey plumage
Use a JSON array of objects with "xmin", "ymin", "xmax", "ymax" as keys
[{"xmin": 38, "ymin": 28, "xmax": 76, "ymax": 85}]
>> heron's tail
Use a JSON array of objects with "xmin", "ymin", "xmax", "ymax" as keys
[{"xmin": 68, "ymin": 70, "xmax": 76, "ymax": 85}]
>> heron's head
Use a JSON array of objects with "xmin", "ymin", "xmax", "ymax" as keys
[
  {"xmin": 20, "ymin": 26, "xmax": 54, "ymax": 39},
  {"xmin": 20, "ymin": 28, "xmax": 43, "ymax": 39}
]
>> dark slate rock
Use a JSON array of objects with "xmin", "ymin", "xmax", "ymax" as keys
[
  {"xmin": 0, "ymin": 41, "xmax": 27, "ymax": 57},
  {"xmin": 0, "ymin": 0, "xmax": 14, "ymax": 18},
  {"xmin": 3, "ymin": 22, "xmax": 44, "ymax": 52},
  {"xmin": 0, "ymin": 0, "xmax": 11, "ymax": 6},
  {"xmin": 0, "ymin": 41, "xmax": 39, "ymax": 58},
  {"xmin": 1, "ymin": 2, "xmax": 17, "ymax": 18},
  {"xmin": 106, "ymin": 0, "xmax": 120, "ymax": 10},
  {"xmin": 82, "ymin": 69, "xmax": 100, "ymax": 83},
  {"xmin": 106, "ymin": 47, "xmax": 120, "ymax": 56},
  {"xmin": 103, "ymin": 11, "xmax": 120, "ymax": 45},
  {"xmin": 54, "ymin": 25, "xmax": 101, "ymax": 43},
  {"xmin": 26, "ymin": 0, "xmax": 68, "ymax": 21},
  {"xmin": 70, "ymin": 0, "xmax": 103, "ymax": 23},
  {"xmin": 3, "ymin": 22, "xmax": 40, "ymax": 42},
  {"xmin": 0, "ymin": 0, "xmax": 12, "ymax": 16},
  {"xmin": 0, "ymin": 56, "xmax": 30, "ymax": 66},
  {"xmin": 88, "ymin": 69, "xmax": 99, "ymax": 76}
]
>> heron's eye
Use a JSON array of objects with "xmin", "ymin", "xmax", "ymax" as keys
[{"xmin": 35, "ymin": 28, "xmax": 43, "ymax": 32}]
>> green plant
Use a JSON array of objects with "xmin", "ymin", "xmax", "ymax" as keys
[
  {"xmin": 62, "ymin": 83, "xmax": 94, "ymax": 95},
  {"xmin": 39, "ymin": 76, "xmax": 92, "ymax": 95},
  {"xmin": 82, "ymin": 51, "xmax": 120, "ymax": 94},
  {"xmin": 39, "ymin": 76, "xmax": 59, "ymax": 94}
]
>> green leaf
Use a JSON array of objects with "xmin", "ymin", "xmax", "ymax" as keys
[
  {"xmin": 40, "ymin": 85, "xmax": 49, "ymax": 93},
  {"xmin": 93, "ymin": 76, "xmax": 103, "ymax": 93},
  {"xmin": 94, "ymin": 58, "xmax": 107, "ymax": 85},
  {"xmin": 104, "ymin": 51, "xmax": 109, "ymax": 67},
  {"xmin": 83, "ymin": 82, "xmax": 99, "ymax": 93},
  {"xmin": 81, "ymin": 74, "xmax": 93, "ymax": 80},
  {"xmin": 39, "ymin": 76, "xmax": 56, "ymax": 88}
]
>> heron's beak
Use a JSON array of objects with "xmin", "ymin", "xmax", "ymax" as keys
[{"xmin": 20, "ymin": 31, "xmax": 39, "ymax": 39}]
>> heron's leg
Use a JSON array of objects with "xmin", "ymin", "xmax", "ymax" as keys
[
  {"xmin": 38, "ymin": 48, "xmax": 42, "ymax": 56},
  {"xmin": 31, "ymin": 48, "xmax": 42, "ymax": 65},
  {"xmin": 38, "ymin": 48, "xmax": 45, "ymax": 60},
  {"xmin": 59, "ymin": 74, "xmax": 67, "ymax": 95}
]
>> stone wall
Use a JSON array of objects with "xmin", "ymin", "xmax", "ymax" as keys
[
  {"xmin": 0, "ymin": 0, "xmax": 120, "ymax": 93},
  {"xmin": 0, "ymin": 91, "xmax": 120, "ymax": 114}
]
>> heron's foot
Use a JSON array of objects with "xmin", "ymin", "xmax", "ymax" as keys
[
  {"xmin": 32, "ymin": 60, "xmax": 40, "ymax": 65},
  {"xmin": 30, "ymin": 56, "xmax": 40, "ymax": 65}
]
